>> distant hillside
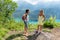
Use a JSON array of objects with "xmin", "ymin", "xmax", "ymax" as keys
[{"xmin": 13, "ymin": 1, "xmax": 60, "ymax": 21}]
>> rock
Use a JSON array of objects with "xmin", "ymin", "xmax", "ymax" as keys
[{"xmin": 4, "ymin": 28, "xmax": 60, "ymax": 40}]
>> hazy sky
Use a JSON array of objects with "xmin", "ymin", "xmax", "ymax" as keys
[{"xmin": 13, "ymin": 0, "xmax": 60, "ymax": 5}]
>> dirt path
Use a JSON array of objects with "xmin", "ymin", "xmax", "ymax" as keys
[
  {"xmin": 34, "ymin": 28, "xmax": 60, "ymax": 40},
  {"xmin": 4, "ymin": 28, "xmax": 60, "ymax": 40},
  {"xmin": 51, "ymin": 28, "xmax": 60, "ymax": 40}
]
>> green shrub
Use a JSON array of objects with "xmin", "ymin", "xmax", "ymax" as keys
[
  {"xmin": 0, "ymin": 28, "xmax": 9, "ymax": 37},
  {"xmin": 54, "ymin": 22, "xmax": 60, "ymax": 28},
  {"xmin": 4, "ymin": 20, "xmax": 24, "ymax": 31},
  {"xmin": 0, "ymin": 28, "xmax": 9, "ymax": 40},
  {"xmin": 43, "ymin": 20, "xmax": 54, "ymax": 29},
  {"xmin": 43, "ymin": 16, "xmax": 56, "ymax": 29}
]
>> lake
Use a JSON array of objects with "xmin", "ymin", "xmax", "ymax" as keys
[{"xmin": 14, "ymin": 18, "xmax": 60, "ymax": 24}]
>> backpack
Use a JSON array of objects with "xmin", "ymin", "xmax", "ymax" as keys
[{"xmin": 22, "ymin": 16, "xmax": 25, "ymax": 20}]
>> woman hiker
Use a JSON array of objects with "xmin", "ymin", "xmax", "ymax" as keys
[{"xmin": 36, "ymin": 10, "xmax": 45, "ymax": 34}]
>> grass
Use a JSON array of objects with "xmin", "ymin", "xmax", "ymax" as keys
[
  {"xmin": 0, "ymin": 20, "xmax": 60, "ymax": 40},
  {"xmin": 43, "ymin": 29, "xmax": 51, "ymax": 33},
  {"xmin": 56, "ymin": 22, "xmax": 60, "ymax": 27}
]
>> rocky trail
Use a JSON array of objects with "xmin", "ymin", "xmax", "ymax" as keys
[{"xmin": 4, "ymin": 28, "xmax": 60, "ymax": 40}]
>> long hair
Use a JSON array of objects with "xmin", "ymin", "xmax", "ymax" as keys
[{"xmin": 39, "ymin": 10, "xmax": 45, "ymax": 18}]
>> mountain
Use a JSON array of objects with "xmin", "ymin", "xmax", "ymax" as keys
[
  {"xmin": 16, "ymin": 1, "xmax": 35, "ymax": 10},
  {"xmin": 13, "ymin": 1, "xmax": 60, "ymax": 21}
]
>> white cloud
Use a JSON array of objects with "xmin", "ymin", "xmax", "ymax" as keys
[
  {"xmin": 43, "ymin": 0, "xmax": 60, "ymax": 2},
  {"xmin": 24, "ymin": 0, "xmax": 39, "ymax": 5},
  {"xmin": 24, "ymin": 0, "xmax": 60, "ymax": 5},
  {"xmin": 13, "ymin": 0, "xmax": 60, "ymax": 5},
  {"xmin": 13, "ymin": 0, "xmax": 19, "ymax": 2}
]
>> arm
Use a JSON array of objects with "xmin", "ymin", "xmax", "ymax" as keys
[{"xmin": 43, "ymin": 15, "xmax": 45, "ymax": 21}]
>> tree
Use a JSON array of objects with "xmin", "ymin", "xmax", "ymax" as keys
[{"xmin": 0, "ymin": 0, "xmax": 17, "ymax": 24}]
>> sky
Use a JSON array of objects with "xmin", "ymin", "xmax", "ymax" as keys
[{"xmin": 13, "ymin": 0, "xmax": 60, "ymax": 5}]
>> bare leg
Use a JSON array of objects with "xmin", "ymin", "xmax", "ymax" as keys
[
  {"xmin": 39, "ymin": 25, "xmax": 42, "ymax": 32},
  {"xmin": 24, "ymin": 27, "xmax": 27, "ymax": 34},
  {"xmin": 24, "ymin": 27, "xmax": 28, "ymax": 36},
  {"xmin": 35, "ymin": 25, "xmax": 40, "ymax": 33},
  {"xmin": 37, "ymin": 25, "xmax": 40, "ymax": 31}
]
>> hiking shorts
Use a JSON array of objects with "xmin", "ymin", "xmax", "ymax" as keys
[{"xmin": 23, "ymin": 20, "xmax": 28, "ymax": 28}]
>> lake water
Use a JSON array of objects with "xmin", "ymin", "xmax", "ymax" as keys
[
  {"xmin": 56, "ymin": 19, "xmax": 60, "ymax": 22},
  {"xmin": 14, "ymin": 18, "xmax": 60, "ymax": 24}
]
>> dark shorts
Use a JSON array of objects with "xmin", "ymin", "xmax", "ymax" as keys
[{"xmin": 23, "ymin": 20, "xmax": 28, "ymax": 28}]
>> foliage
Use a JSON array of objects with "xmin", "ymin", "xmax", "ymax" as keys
[
  {"xmin": 28, "ymin": 23, "xmax": 37, "ymax": 32},
  {"xmin": 43, "ymin": 16, "xmax": 56, "ymax": 29},
  {"xmin": 43, "ymin": 29, "xmax": 51, "ymax": 33},
  {"xmin": 0, "ymin": 0, "xmax": 17, "ymax": 40},
  {"xmin": 0, "ymin": 0, "xmax": 17, "ymax": 24},
  {"xmin": 0, "ymin": 28, "xmax": 9, "ymax": 40},
  {"xmin": 7, "ymin": 20, "xmax": 24, "ymax": 31},
  {"xmin": 0, "ymin": 28, "xmax": 9, "ymax": 37},
  {"xmin": 54, "ymin": 22, "xmax": 60, "ymax": 28}
]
